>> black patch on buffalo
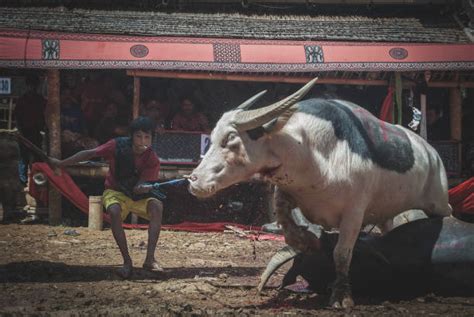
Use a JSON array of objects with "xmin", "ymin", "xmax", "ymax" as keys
[
  {"xmin": 298, "ymin": 99, "xmax": 415, "ymax": 173},
  {"xmin": 246, "ymin": 126, "xmax": 265, "ymax": 140}
]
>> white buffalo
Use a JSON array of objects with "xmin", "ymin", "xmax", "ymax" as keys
[{"xmin": 188, "ymin": 79, "xmax": 451, "ymax": 308}]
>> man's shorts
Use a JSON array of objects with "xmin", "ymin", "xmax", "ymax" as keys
[{"xmin": 102, "ymin": 189, "xmax": 161, "ymax": 221}]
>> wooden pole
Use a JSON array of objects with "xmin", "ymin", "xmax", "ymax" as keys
[
  {"xmin": 420, "ymin": 94, "xmax": 427, "ymax": 140},
  {"xmin": 132, "ymin": 76, "xmax": 140, "ymax": 119},
  {"xmin": 46, "ymin": 69, "xmax": 62, "ymax": 225},
  {"xmin": 131, "ymin": 76, "xmax": 141, "ymax": 225},
  {"xmin": 8, "ymin": 98, "xmax": 13, "ymax": 130},
  {"xmin": 449, "ymin": 87, "xmax": 462, "ymax": 141}
]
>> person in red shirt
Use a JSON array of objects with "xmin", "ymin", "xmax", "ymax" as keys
[
  {"xmin": 171, "ymin": 97, "xmax": 210, "ymax": 133},
  {"xmin": 50, "ymin": 117, "xmax": 163, "ymax": 278}
]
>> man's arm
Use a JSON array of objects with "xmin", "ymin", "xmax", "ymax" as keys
[{"xmin": 49, "ymin": 149, "xmax": 97, "ymax": 168}]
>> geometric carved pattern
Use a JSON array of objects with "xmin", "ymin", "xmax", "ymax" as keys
[
  {"xmin": 305, "ymin": 45, "xmax": 324, "ymax": 63},
  {"xmin": 42, "ymin": 39, "xmax": 60, "ymax": 60},
  {"xmin": 8, "ymin": 60, "xmax": 473, "ymax": 72},
  {"xmin": 213, "ymin": 43, "xmax": 241, "ymax": 63}
]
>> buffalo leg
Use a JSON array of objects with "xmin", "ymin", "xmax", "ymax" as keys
[{"xmin": 330, "ymin": 212, "xmax": 364, "ymax": 309}]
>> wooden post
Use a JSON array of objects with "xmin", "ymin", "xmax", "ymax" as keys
[
  {"xmin": 132, "ymin": 76, "xmax": 140, "ymax": 119},
  {"xmin": 88, "ymin": 196, "xmax": 103, "ymax": 230},
  {"xmin": 8, "ymin": 98, "xmax": 13, "ymax": 130},
  {"xmin": 449, "ymin": 87, "xmax": 462, "ymax": 141},
  {"xmin": 131, "ymin": 75, "xmax": 141, "ymax": 225},
  {"xmin": 47, "ymin": 69, "xmax": 62, "ymax": 225},
  {"xmin": 420, "ymin": 94, "xmax": 427, "ymax": 140}
]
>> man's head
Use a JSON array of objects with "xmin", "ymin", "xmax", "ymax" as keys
[
  {"xmin": 104, "ymin": 102, "xmax": 118, "ymax": 118},
  {"xmin": 427, "ymin": 106, "xmax": 443, "ymax": 126},
  {"xmin": 180, "ymin": 98, "xmax": 195, "ymax": 116},
  {"xmin": 129, "ymin": 116, "xmax": 156, "ymax": 155},
  {"xmin": 60, "ymin": 88, "xmax": 74, "ymax": 108}
]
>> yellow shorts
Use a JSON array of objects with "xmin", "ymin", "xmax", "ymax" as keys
[{"xmin": 102, "ymin": 189, "xmax": 160, "ymax": 221}]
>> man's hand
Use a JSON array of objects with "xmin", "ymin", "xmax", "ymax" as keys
[{"xmin": 133, "ymin": 184, "xmax": 153, "ymax": 195}]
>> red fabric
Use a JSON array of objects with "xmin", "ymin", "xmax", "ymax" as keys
[
  {"xmin": 29, "ymin": 162, "xmax": 273, "ymax": 234},
  {"xmin": 449, "ymin": 177, "xmax": 474, "ymax": 215},
  {"xmin": 95, "ymin": 139, "xmax": 160, "ymax": 190},
  {"xmin": 379, "ymin": 87, "xmax": 394, "ymax": 123}
]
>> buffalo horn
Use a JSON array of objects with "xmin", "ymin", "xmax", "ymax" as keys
[
  {"xmin": 236, "ymin": 90, "xmax": 267, "ymax": 110},
  {"xmin": 234, "ymin": 78, "xmax": 318, "ymax": 131},
  {"xmin": 257, "ymin": 245, "xmax": 300, "ymax": 294}
]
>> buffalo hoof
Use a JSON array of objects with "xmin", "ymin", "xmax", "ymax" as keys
[
  {"xmin": 329, "ymin": 276, "xmax": 354, "ymax": 309},
  {"xmin": 330, "ymin": 294, "xmax": 354, "ymax": 309}
]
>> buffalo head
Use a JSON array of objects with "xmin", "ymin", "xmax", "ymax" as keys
[{"xmin": 188, "ymin": 78, "xmax": 318, "ymax": 198}]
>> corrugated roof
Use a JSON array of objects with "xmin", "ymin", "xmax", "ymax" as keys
[{"xmin": 0, "ymin": 6, "xmax": 469, "ymax": 43}]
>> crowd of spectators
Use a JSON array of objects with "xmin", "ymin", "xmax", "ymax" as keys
[{"xmin": 14, "ymin": 72, "xmax": 212, "ymax": 163}]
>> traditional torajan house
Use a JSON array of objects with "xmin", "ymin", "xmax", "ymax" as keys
[{"xmin": 0, "ymin": 1, "xmax": 473, "ymax": 224}]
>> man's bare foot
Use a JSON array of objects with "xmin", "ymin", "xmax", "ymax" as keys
[
  {"xmin": 143, "ymin": 260, "xmax": 164, "ymax": 272},
  {"xmin": 115, "ymin": 263, "xmax": 133, "ymax": 279}
]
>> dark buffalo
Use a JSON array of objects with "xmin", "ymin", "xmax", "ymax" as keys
[{"xmin": 259, "ymin": 217, "xmax": 474, "ymax": 298}]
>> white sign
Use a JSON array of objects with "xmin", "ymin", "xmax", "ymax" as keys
[
  {"xmin": 0, "ymin": 77, "xmax": 11, "ymax": 94},
  {"xmin": 200, "ymin": 134, "xmax": 210, "ymax": 158}
]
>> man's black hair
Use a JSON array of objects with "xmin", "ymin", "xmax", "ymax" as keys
[{"xmin": 129, "ymin": 116, "xmax": 156, "ymax": 136}]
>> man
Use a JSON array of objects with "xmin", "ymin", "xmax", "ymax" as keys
[
  {"xmin": 426, "ymin": 105, "xmax": 450, "ymax": 141},
  {"xmin": 50, "ymin": 117, "xmax": 163, "ymax": 278},
  {"xmin": 14, "ymin": 75, "xmax": 46, "ymax": 183},
  {"xmin": 94, "ymin": 101, "xmax": 128, "ymax": 144},
  {"xmin": 171, "ymin": 97, "xmax": 210, "ymax": 132}
]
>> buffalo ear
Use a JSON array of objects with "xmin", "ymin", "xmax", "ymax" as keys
[
  {"xmin": 246, "ymin": 105, "xmax": 297, "ymax": 140},
  {"xmin": 246, "ymin": 126, "xmax": 265, "ymax": 140},
  {"xmin": 262, "ymin": 105, "xmax": 298, "ymax": 134}
]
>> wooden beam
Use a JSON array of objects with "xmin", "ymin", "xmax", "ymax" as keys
[
  {"xmin": 127, "ymin": 70, "xmax": 388, "ymax": 86},
  {"xmin": 126, "ymin": 70, "xmax": 474, "ymax": 88},
  {"xmin": 46, "ymin": 69, "xmax": 62, "ymax": 226},
  {"xmin": 132, "ymin": 76, "xmax": 140, "ymax": 119}
]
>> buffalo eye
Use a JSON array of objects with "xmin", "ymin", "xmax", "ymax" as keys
[{"xmin": 221, "ymin": 132, "xmax": 236, "ymax": 148}]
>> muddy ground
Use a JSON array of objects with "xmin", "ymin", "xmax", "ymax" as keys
[{"xmin": 2, "ymin": 223, "xmax": 474, "ymax": 316}]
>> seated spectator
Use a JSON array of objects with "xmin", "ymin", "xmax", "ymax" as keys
[
  {"xmin": 103, "ymin": 73, "xmax": 130, "ymax": 120},
  {"xmin": 60, "ymin": 87, "xmax": 86, "ymax": 134},
  {"xmin": 94, "ymin": 101, "xmax": 128, "ymax": 144},
  {"xmin": 81, "ymin": 72, "xmax": 107, "ymax": 133},
  {"xmin": 171, "ymin": 97, "xmax": 210, "ymax": 133},
  {"xmin": 427, "ymin": 105, "xmax": 450, "ymax": 141},
  {"xmin": 143, "ymin": 98, "xmax": 166, "ymax": 134},
  {"xmin": 62, "ymin": 130, "xmax": 99, "ymax": 159}
]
